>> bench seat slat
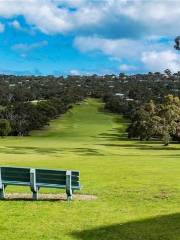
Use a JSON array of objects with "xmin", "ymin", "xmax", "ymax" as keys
[
  {"xmin": 36, "ymin": 173, "xmax": 79, "ymax": 179},
  {"xmin": 37, "ymin": 179, "xmax": 66, "ymax": 185},
  {"xmin": 2, "ymin": 168, "xmax": 30, "ymax": 173},
  {"xmin": 36, "ymin": 176, "xmax": 79, "ymax": 181},
  {"xmin": 2, "ymin": 174, "xmax": 30, "ymax": 178},
  {"xmin": 1, "ymin": 170, "xmax": 30, "ymax": 182},
  {"xmin": 2, "ymin": 181, "xmax": 31, "ymax": 186},
  {"xmin": 36, "ymin": 177, "xmax": 66, "ymax": 181},
  {"xmin": 36, "ymin": 179, "xmax": 80, "ymax": 185},
  {"xmin": 2, "ymin": 177, "xmax": 30, "ymax": 182},
  {"xmin": 36, "ymin": 169, "xmax": 66, "ymax": 175},
  {"xmin": 36, "ymin": 169, "xmax": 79, "ymax": 173},
  {"xmin": 37, "ymin": 175, "xmax": 79, "ymax": 180},
  {"xmin": 36, "ymin": 172, "xmax": 66, "ymax": 177},
  {"xmin": 36, "ymin": 183, "xmax": 80, "ymax": 189}
]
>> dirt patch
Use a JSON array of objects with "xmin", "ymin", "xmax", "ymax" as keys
[
  {"xmin": 154, "ymin": 191, "xmax": 169, "ymax": 200},
  {"xmin": 5, "ymin": 193, "xmax": 97, "ymax": 201}
]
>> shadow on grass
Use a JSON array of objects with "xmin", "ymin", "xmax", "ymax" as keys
[
  {"xmin": 164, "ymin": 155, "xmax": 180, "ymax": 158},
  {"xmin": 98, "ymin": 125, "xmax": 128, "ymax": 140},
  {"xmin": 3, "ymin": 198, "xmax": 65, "ymax": 202},
  {"xmin": 71, "ymin": 213, "xmax": 180, "ymax": 240},
  {"xmin": 0, "ymin": 146, "xmax": 61, "ymax": 155},
  {"xmin": 72, "ymin": 148, "xmax": 105, "ymax": 156},
  {"xmin": 0, "ymin": 146, "xmax": 105, "ymax": 156},
  {"xmin": 97, "ymin": 143, "xmax": 180, "ymax": 151}
]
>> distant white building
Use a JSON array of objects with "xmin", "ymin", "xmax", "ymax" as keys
[
  {"xmin": 126, "ymin": 98, "xmax": 134, "ymax": 101},
  {"xmin": 114, "ymin": 93, "xmax": 125, "ymax": 97},
  {"xmin": 9, "ymin": 84, "xmax": 16, "ymax": 87}
]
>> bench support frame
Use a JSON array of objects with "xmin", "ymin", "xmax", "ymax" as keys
[
  {"xmin": 30, "ymin": 168, "xmax": 38, "ymax": 200},
  {"xmin": 66, "ymin": 170, "xmax": 72, "ymax": 201},
  {"xmin": 0, "ymin": 185, "xmax": 5, "ymax": 200},
  {"xmin": 0, "ymin": 168, "xmax": 5, "ymax": 199}
]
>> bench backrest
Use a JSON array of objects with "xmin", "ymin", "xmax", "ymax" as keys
[
  {"xmin": 36, "ymin": 168, "xmax": 80, "ymax": 188},
  {"xmin": 0, "ymin": 167, "xmax": 80, "ymax": 189},
  {"xmin": 1, "ymin": 167, "xmax": 30, "ymax": 184}
]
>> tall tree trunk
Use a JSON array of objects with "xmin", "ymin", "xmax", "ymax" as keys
[{"xmin": 163, "ymin": 132, "xmax": 170, "ymax": 146}]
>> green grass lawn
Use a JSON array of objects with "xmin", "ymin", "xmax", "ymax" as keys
[{"xmin": 0, "ymin": 98, "xmax": 180, "ymax": 240}]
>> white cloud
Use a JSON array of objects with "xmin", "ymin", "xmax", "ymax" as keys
[
  {"xmin": 0, "ymin": 22, "xmax": 5, "ymax": 32},
  {"xmin": 119, "ymin": 64, "xmax": 137, "ymax": 72},
  {"xmin": 105, "ymin": 0, "xmax": 180, "ymax": 36},
  {"xmin": 141, "ymin": 50, "xmax": 180, "ymax": 72},
  {"xmin": 69, "ymin": 69, "xmax": 80, "ymax": 75},
  {"xmin": 0, "ymin": 0, "xmax": 179, "ymax": 35},
  {"xmin": 74, "ymin": 36, "xmax": 144, "ymax": 58},
  {"xmin": 0, "ymin": 0, "xmax": 72, "ymax": 34},
  {"xmin": 74, "ymin": 35, "xmax": 180, "ymax": 72},
  {"xmin": 74, "ymin": 35, "xmax": 168, "ymax": 59},
  {"xmin": 10, "ymin": 20, "xmax": 22, "ymax": 30},
  {"xmin": 12, "ymin": 40, "xmax": 48, "ymax": 56},
  {"xmin": 0, "ymin": 0, "xmax": 105, "ymax": 34}
]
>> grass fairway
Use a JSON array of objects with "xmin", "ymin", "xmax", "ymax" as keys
[{"xmin": 0, "ymin": 98, "xmax": 180, "ymax": 240}]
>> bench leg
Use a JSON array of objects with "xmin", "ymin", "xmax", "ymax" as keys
[
  {"xmin": 0, "ymin": 185, "xmax": 5, "ymax": 200},
  {"xmin": 30, "ymin": 168, "xmax": 38, "ymax": 200},
  {"xmin": 67, "ymin": 194, "xmax": 73, "ymax": 201},
  {"xmin": 66, "ymin": 187, "xmax": 73, "ymax": 201},
  {"xmin": 66, "ymin": 189, "xmax": 73, "ymax": 201},
  {"xmin": 66, "ymin": 170, "xmax": 72, "ymax": 201},
  {"xmin": 32, "ymin": 190, "xmax": 38, "ymax": 200}
]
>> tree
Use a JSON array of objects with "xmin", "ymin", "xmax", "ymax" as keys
[
  {"xmin": 156, "ymin": 95, "xmax": 180, "ymax": 146},
  {"xmin": 128, "ymin": 100, "xmax": 156, "ymax": 140},
  {"xmin": 0, "ymin": 119, "xmax": 11, "ymax": 137},
  {"xmin": 127, "ymin": 95, "xmax": 180, "ymax": 145},
  {"xmin": 164, "ymin": 69, "xmax": 171, "ymax": 77}
]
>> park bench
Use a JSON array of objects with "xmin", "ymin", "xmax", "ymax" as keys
[{"xmin": 0, "ymin": 166, "xmax": 80, "ymax": 201}]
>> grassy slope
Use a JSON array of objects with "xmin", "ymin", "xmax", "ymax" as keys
[{"xmin": 0, "ymin": 98, "xmax": 180, "ymax": 240}]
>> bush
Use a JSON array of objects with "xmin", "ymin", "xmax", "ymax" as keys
[{"xmin": 0, "ymin": 119, "xmax": 11, "ymax": 137}]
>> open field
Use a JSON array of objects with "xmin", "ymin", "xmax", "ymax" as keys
[{"xmin": 0, "ymin": 98, "xmax": 180, "ymax": 240}]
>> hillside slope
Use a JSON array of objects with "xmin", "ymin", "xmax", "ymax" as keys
[{"xmin": 0, "ymin": 98, "xmax": 180, "ymax": 240}]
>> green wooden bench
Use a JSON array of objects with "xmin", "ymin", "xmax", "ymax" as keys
[{"xmin": 0, "ymin": 166, "xmax": 80, "ymax": 201}]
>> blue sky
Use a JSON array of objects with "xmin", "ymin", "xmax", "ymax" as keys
[{"xmin": 0, "ymin": 0, "xmax": 179, "ymax": 75}]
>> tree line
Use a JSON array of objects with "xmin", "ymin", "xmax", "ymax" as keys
[
  {"xmin": 0, "ymin": 98, "xmax": 73, "ymax": 136},
  {"xmin": 0, "ymin": 70, "xmax": 179, "ymax": 144}
]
